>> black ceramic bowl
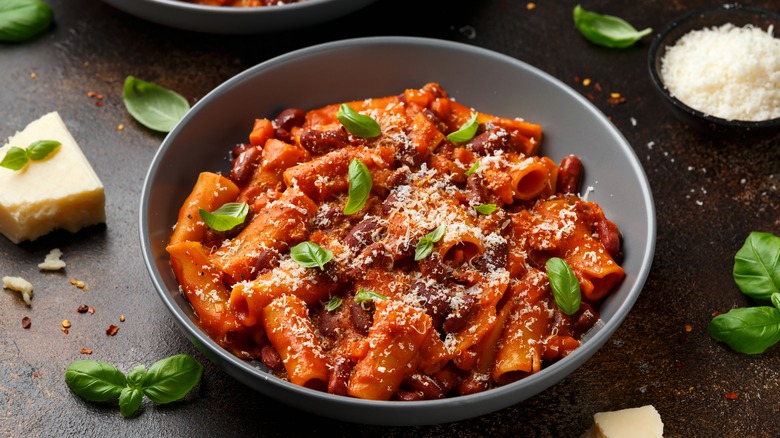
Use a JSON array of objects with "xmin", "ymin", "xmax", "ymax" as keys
[{"xmin": 648, "ymin": 4, "xmax": 780, "ymax": 138}]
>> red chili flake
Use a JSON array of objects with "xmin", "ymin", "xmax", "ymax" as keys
[
  {"xmin": 711, "ymin": 310, "xmax": 721, "ymax": 317},
  {"xmin": 22, "ymin": 316, "xmax": 31, "ymax": 329},
  {"xmin": 77, "ymin": 305, "xmax": 89, "ymax": 313},
  {"xmin": 87, "ymin": 91, "xmax": 97, "ymax": 98},
  {"xmin": 106, "ymin": 324, "xmax": 119, "ymax": 336},
  {"xmin": 608, "ymin": 95, "xmax": 627, "ymax": 105},
  {"xmin": 80, "ymin": 348, "xmax": 93, "ymax": 355},
  {"xmin": 88, "ymin": 307, "xmax": 95, "ymax": 314},
  {"xmin": 594, "ymin": 82, "xmax": 603, "ymax": 93},
  {"xmin": 95, "ymin": 101, "xmax": 103, "ymax": 107},
  {"xmin": 725, "ymin": 392, "xmax": 739, "ymax": 400},
  {"xmin": 61, "ymin": 327, "xmax": 69, "ymax": 335},
  {"xmin": 684, "ymin": 324, "xmax": 693, "ymax": 332}
]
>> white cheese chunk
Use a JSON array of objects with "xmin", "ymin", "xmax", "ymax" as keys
[
  {"xmin": 3, "ymin": 276, "xmax": 33, "ymax": 306},
  {"xmin": 39, "ymin": 248, "xmax": 66, "ymax": 270},
  {"xmin": 582, "ymin": 405, "xmax": 664, "ymax": 438},
  {"xmin": 0, "ymin": 112, "xmax": 105, "ymax": 244}
]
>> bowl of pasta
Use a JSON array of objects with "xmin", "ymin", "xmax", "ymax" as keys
[
  {"xmin": 101, "ymin": 0, "xmax": 378, "ymax": 34},
  {"xmin": 140, "ymin": 36, "xmax": 656, "ymax": 425}
]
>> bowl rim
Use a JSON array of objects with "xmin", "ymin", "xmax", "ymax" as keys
[
  {"xmin": 139, "ymin": 35, "xmax": 657, "ymax": 425},
  {"xmin": 647, "ymin": 3, "xmax": 780, "ymax": 129},
  {"xmin": 143, "ymin": 0, "xmax": 338, "ymax": 14}
]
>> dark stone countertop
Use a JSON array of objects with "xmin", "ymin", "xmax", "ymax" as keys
[{"xmin": 1, "ymin": 1, "xmax": 778, "ymax": 436}]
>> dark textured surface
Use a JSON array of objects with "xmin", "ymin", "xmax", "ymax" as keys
[{"xmin": 1, "ymin": 1, "xmax": 779, "ymax": 437}]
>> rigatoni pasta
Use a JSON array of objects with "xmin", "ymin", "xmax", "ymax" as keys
[{"xmin": 166, "ymin": 83, "xmax": 625, "ymax": 400}]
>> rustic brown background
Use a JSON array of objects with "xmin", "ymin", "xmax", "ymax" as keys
[{"xmin": 1, "ymin": 1, "xmax": 779, "ymax": 436}]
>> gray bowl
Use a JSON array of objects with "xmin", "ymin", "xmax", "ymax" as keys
[
  {"xmin": 139, "ymin": 36, "xmax": 656, "ymax": 426},
  {"xmin": 101, "ymin": 0, "xmax": 378, "ymax": 34}
]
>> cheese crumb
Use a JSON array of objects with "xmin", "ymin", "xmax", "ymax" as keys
[
  {"xmin": 660, "ymin": 23, "xmax": 780, "ymax": 121},
  {"xmin": 0, "ymin": 111, "xmax": 106, "ymax": 244},
  {"xmin": 581, "ymin": 405, "xmax": 664, "ymax": 438},
  {"xmin": 39, "ymin": 248, "xmax": 66, "ymax": 270},
  {"xmin": 3, "ymin": 276, "xmax": 33, "ymax": 306}
]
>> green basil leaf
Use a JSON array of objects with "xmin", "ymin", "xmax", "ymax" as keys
[
  {"xmin": 733, "ymin": 231, "xmax": 780, "ymax": 300},
  {"xmin": 325, "ymin": 296, "xmax": 343, "ymax": 312},
  {"xmin": 126, "ymin": 364, "xmax": 146, "ymax": 388},
  {"xmin": 355, "ymin": 289, "xmax": 387, "ymax": 304},
  {"xmin": 337, "ymin": 104, "xmax": 381, "ymax": 138},
  {"xmin": 707, "ymin": 306, "xmax": 780, "ymax": 355},
  {"xmin": 26, "ymin": 139, "xmax": 60, "ymax": 161},
  {"xmin": 464, "ymin": 161, "xmax": 480, "ymax": 176},
  {"xmin": 771, "ymin": 293, "xmax": 780, "ymax": 310},
  {"xmin": 119, "ymin": 386, "xmax": 144, "ymax": 418},
  {"xmin": 122, "ymin": 76, "xmax": 190, "ymax": 133},
  {"xmin": 446, "ymin": 112, "xmax": 479, "ymax": 143},
  {"xmin": 0, "ymin": 0, "xmax": 53, "ymax": 42},
  {"xmin": 0, "ymin": 146, "xmax": 29, "ymax": 171},
  {"xmin": 414, "ymin": 224, "xmax": 447, "ymax": 261},
  {"xmin": 290, "ymin": 241, "xmax": 334, "ymax": 270},
  {"xmin": 65, "ymin": 360, "xmax": 127, "ymax": 402},
  {"xmin": 475, "ymin": 203, "xmax": 497, "ymax": 215},
  {"xmin": 546, "ymin": 257, "xmax": 581, "ymax": 315},
  {"xmin": 141, "ymin": 354, "xmax": 203, "ymax": 404},
  {"xmin": 573, "ymin": 5, "xmax": 652, "ymax": 49},
  {"xmin": 199, "ymin": 202, "xmax": 248, "ymax": 232},
  {"xmin": 343, "ymin": 159, "xmax": 372, "ymax": 215}
]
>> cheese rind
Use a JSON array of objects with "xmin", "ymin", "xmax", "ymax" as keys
[{"xmin": 0, "ymin": 112, "xmax": 105, "ymax": 244}]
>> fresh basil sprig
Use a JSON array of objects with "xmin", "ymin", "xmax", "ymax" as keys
[
  {"xmin": 464, "ymin": 161, "xmax": 480, "ymax": 176},
  {"xmin": 447, "ymin": 112, "xmax": 479, "ymax": 143},
  {"xmin": 122, "ymin": 76, "xmax": 190, "ymax": 133},
  {"xmin": 546, "ymin": 257, "xmax": 581, "ymax": 315},
  {"xmin": 0, "ymin": 0, "xmax": 53, "ymax": 42},
  {"xmin": 708, "ymin": 232, "xmax": 780, "ymax": 354},
  {"xmin": 290, "ymin": 241, "xmax": 333, "ymax": 270},
  {"xmin": 337, "ymin": 104, "xmax": 381, "ymax": 138},
  {"xmin": 414, "ymin": 224, "xmax": 447, "ymax": 261},
  {"xmin": 0, "ymin": 140, "xmax": 60, "ymax": 171},
  {"xmin": 733, "ymin": 231, "xmax": 780, "ymax": 300},
  {"xmin": 199, "ymin": 202, "xmax": 248, "ymax": 232},
  {"xmin": 573, "ymin": 5, "xmax": 651, "ymax": 49},
  {"xmin": 325, "ymin": 296, "xmax": 343, "ymax": 312},
  {"xmin": 475, "ymin": 203, "xmax": 497, "ymax": 215},
  {"xmin": 65, "ymin": 354, "xmax": 203, "ymax": 418},
  {"xmin": 355, "ymin": 288, "xmax": 387, "ymax": 310},
  {"xmin": 343, "ymin": 159, "xmax": 372, "ymax": 215}
]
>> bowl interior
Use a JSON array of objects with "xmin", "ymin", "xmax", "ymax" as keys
[
  {"xmin": 648, "ymin": 4, "xmax": 780, "ymax": 136},
  {"xmin": 140, "ymin": 36, "xmax": 656, "ymax": 425}
]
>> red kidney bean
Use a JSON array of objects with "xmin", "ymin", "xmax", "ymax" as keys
[
  {"xmin": 466, "ymin": 126, "xmax": 510, "ymax": 154},
  {"xmin": 393, "ymin": 390, "xmax": 425, "ymax": 401},
  {"xmin": 457, "ymin": 378, "xmax": 488, "ymax": 396},
  {"xmin": 299, "ymin": 128, "xmax": 349, "ymax": 154},
  {"xmin": 274, "ymin": 107, "xmax": 305, "ymax": 131},
  {"xmin": 471, "ymin": 239, "xmax": 508, "ymax": 272},
  {"xmin": 381, "ymin": 190, "xmax": 401, "ymax": 214},
  {"xmin": 260, "ymin": 344, "xmax": 284, "ymax": 372},
  {"xmin": 442, "ymin": 294, "xmax": 478, "ymax": 333},
  {"xmin": 251, "ymin": 248, "xmax": 279, "ymax": 279},
  {"xmin": 230, "ymin": 145, "xmax": 262, "ymax": 186},
  {"xmin": 412, "ymin": 280, "xmax": 450, "ymax": 328},
  {"xmin": 465, "ymin": 174, "xmax": 487, "ymax": 205},
  {"xmin": 405, "ymin": 373, "xmax": 447, "ymax": 400},
  {"xmin": 556, "ymin": 154, "xmax": 584, "ymax": 194},
  {"xmin": 419, "ymin": 251, "xmax": 447, "ymax": 283},
  {"xmin": 597, "ymin": 218, "xmax": 622, "ymax": 258},
  {"xmin": 231, "ymin": 142, "xmax": 250, "ymax": 160},
  {"xmin": 344, "ymin": 218, "xmax": 381, "ymax": 252},
  {"xmin": 327, "ymin": 357, "xmax": 351, "ymax": 396},
  {"xmin": 350, "ymin": 301, "xmax": 373, "ymax": 335},
  {"xmin": 318, "ymin": 305, "xmax": 342, "ymax": 339},
  {"xmin": 421, "ymin": 108, "xmax": 449, "ymax": 134}
]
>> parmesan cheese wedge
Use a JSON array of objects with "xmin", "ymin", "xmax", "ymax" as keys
[
  {"xmin": 581, "ymin": 405, "xmax": 664, "ymax": 438},
  {"xmin": 0, "ymin": 112, "xmax": 105, "ymax": 244}
]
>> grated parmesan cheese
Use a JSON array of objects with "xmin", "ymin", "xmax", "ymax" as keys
[
  {"xmin": 39, "ymin": 248, "xmax": 66, "ymax": 271},
  {"xmin": 3, "ymin": 276, "xmax": 33, "ymax": 306},
  {"xmin": 660, "ymin": 22, "xmax": 780, "ymax": 121}
]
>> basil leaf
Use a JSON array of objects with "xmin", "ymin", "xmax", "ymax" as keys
[
  {"xmin": 0, "ymin": 146, "xmax": 29, "ymax": 170},
  {"xmin": 546, "ymin": 257, "xmax": 581, "ymax": 315},
  {"xmin": 447, "ymin": 112, "xmax": 479, "ymax": 143},
  {"xmin": 290, "ymin": 241, "xmax": 334, "ymax": 270},
  {"xmin": 355, "ymin": 289, "xmax": 387, "ymax": 304},
  {"xmin": 772, "ymin": 293, "xmax": 780, "ymax": 310},
  {"xmin": 707, "ymin": 306, "xmax": 780, "ymax": 355},
  {"xmin": 326, "ymin": 296, "xmax": 343, "ymax": 312},
  {"xmin": 0, "ymin": 0, "xmax": 53, "ymax": 42},
  {"xmin": 199, "ymin": 202, "xmax": 248, "ymax": 232},
  {"xmin": 573, "ymin": 5, "xmax": 652, "ymax": 49},
  {"xmin": 733, "ymin": 231, "xmax": 780, "ymax": 300},
  {"xmin": 126, "ymin": 364, "xmax": 146, "ymax": 388},
  {"xmin": 26, "ymin": 139, "xmax": 60, "ymax": 161},
  {"xmin": 122, "ymin": 76, "xmax": 190, "ymax": 133},
  {"xmin": 119, "ymin": 386, "xmax": 144, "ymax": 418},
  {"xmin": 141, "ymin": 354, "xmax": 203, "ymax": 404},
  {"xmin": 475, "ymin": 203, "xmax": 497, "ymax": 215},
  {"xmin": 337, "ymin": 104, "xmax": 381, "ymax": 138},
  {"xmin": 464, "ymin": 161, "xmax": 480, "ymax": 176},
  {"xmin": 343, "ymin": 159, "xmax": 372, "ymax": 215},
  {"xmin": 65, "ymin": 360, "xmax": 127, "ymax": 402},
  {"xmin": 414, "ymin": 224, "xmax": 447, "ymax": 261}
]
